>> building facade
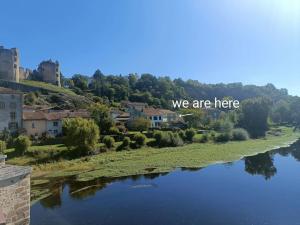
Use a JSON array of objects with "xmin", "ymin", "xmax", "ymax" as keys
[
  {"xmin": 0, "ymin": 46, "xmax": 20, "ymax": 83},
  {"xmin": 37, "ymin": 60, "xmax": 61, "ymax": 86},
  {"xmin": 0, "ymin": 88, "xmax": 23, "ymax": 133}
]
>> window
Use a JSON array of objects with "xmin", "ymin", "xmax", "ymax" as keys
[
  {"xmin": 10, "ymin": 102, "xmax": 16, "ymax": 109},
  {"xmin": 53, "ymin": 121, "xmax": 58, "ymax": 126},
  {"xmin": 159, "ymin": 116, "xmax": 162, "ymax": 120},
  {"xmin": 0, "ymin": 102, "xmax": 5, "ymax": 109},
  {"xmin": 10, "ymin": 112, "xmax": 16, "ymax": 121},
  {"xmin": 32, "ymin": 122, "xmax": 35, "ymax": 128},
  {"xmin": 54, "ymin": 130, "xmax": 58, "ymax": 135},
  {"xmin": 153, "ymin": 116, "xmax": 158, "ymax": 120}
]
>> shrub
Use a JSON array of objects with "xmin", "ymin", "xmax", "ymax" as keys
[
  {"xmin": 0, "ymin": 141, "xmax": 6, "ymax": 154},
  {"xmin": 127, "ymin": 117, "xmax": 151, "ymax": 132},
  {"xmin": 63, "ymin": 118, "xmax": 100, "ymax": 155},
  {"xmin": 14, "ymin": 135, "xmax": 31, "ymax": 155},
  {"xmin": 185, "ymin": 129, "xmax": 196, "ymax": 142},
  {"xmin": 109, "ymin": 127, "xmax": 120, "ymax": 135},
  {"xmin": 169, "ymin": 132, "xmax": 184, "ymax": 147},
  {"xmin": 178, "ymin": 130, "xmax": 186, "ymax": 140},
  {"xmin": 103, "ymin": 136, "xmax": 115, "ymax": 149},
  {"xmin": 122, "ymin": 137, "xmax": 130, "ymax": 148},
  {"xmin": 133, "ymin": 133, "xmax": 146, "ymax": 148},
  {"xmin": 200, "ymin": 134, "xmax": 209, "ymax": 143},
  {"xmin": 153, "ymin": 130, "xmax": 163, "ymax": 144},
  {"xmin": 232, "ymin": 128, "xmax": 249, "ymax": 141},
  {"xmin": 154, "ymin": 131, "xmax": 183, "ymax": 147},
  {"xmin": 214, "ymin": 132, "xmax": 232, "ymax": 143}
]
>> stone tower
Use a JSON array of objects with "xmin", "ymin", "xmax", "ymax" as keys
[
  {"xmin": 0, "ymin": 46, "xmax": 20, "ymax": 83},
  {"xmin": 38, "ymin": 60, "xmax": 61, "ymax": 86}
]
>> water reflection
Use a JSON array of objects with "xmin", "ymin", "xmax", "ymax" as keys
[{"xmin": 244, "ymin": 152, "xmax": 277, "ymax": 180}]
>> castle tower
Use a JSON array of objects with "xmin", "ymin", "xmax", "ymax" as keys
[
  {"xmin": 0, "ymin": 46, "xmax": 20, "ymax": 82},
  {"xmin": 38, "ymin": 60, "xmax": 61, "ymax": 86}
]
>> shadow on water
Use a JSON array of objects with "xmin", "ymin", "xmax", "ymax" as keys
[{"xmin": 37, "ymin": 139, "xmax": 300, "ymax": 209}]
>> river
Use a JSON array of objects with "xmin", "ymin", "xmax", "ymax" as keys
[{"xmin": 31, "ymin": 140, "xmax": 300, "ymax": 225}]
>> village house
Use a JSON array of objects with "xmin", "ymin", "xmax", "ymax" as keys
[
  {"xmin": 0, "ymin": 87, "xmax": 23, "ymax": 133},
  {"xmin": 23, "ymin": 110, "xmax": 90, "ymax": 138},
  {"xmin": 141, "ymin": 107, "xmax": 179, "ymax": 128}
]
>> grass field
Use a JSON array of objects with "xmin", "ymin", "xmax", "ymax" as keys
[{"xmin": 20, "ymin": 80, "xmax": 77, "ymax": 96}]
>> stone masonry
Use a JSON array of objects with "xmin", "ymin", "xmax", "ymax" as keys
[
  {"xmin": 0, "ymin": 46, "xmax": 20, "ymax": 83},
  {"xmin": 0, "ymin": 155, "xmax": 31, "ymax": 225}
]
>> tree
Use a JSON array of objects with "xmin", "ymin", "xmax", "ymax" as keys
[
  {"xmin": 238, "ymin": 97, "xmax": 271, "ymax": 138},
  {"xmin": 89, "ymin": 103, "xmax": 115, "ymax": 134},
  {"xmin": 71, "ymin": 74, "xmax": 89, "ymax": 90},
  {"xmin": 14, "ymin": 135, "xmax": 31, "ymax": 155},
  {"xmin": 63, "ymin": 118, "xmax": 100, "ymax": 154},
  {"xmin": 127, "ymin": 117, "xmax": 151, "ymax": 132}
]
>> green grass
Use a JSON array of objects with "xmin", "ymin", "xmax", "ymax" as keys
[{"xmin": 20, "ymin": 80, "xmax": 77, "ymax": 96}]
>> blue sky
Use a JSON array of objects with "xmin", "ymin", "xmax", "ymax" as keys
[{"xmin": 1, "ymin": 0, "xmax": 299, "ymax": 95}]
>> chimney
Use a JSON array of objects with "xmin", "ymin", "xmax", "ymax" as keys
[{"xmin": 0, "ymin": 155, "xmax": 7, "ymax": 166}]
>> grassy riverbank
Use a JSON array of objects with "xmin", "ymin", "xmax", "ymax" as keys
[{"xmin": 6, "ymin": 126, "xmax": 300, "ymax": 202}]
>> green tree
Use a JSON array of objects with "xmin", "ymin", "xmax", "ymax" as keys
[
  {"xmin": 238, "ymin": 97, "xmax": 271, "ymax": 138},
  {"xmin": 127, "ymin": 117, "xmax": 151, "ymax": 132},
  {"xmin": 63, "ymin": 118, "xmax": 100, "ymax": 154},
  {"xmin": 89, "ymin": 103, "xmax": 115, "ymax": 134},
  {"xmin": 14, "ymin": 135, "xmax": 31, "ymax": 155}
]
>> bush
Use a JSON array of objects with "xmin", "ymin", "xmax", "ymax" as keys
[
  {"xmin": 232, "ymin": 128, "xmax": 249, "ymax": 141},
  {"xmin": 127, "ymin": 117, "xmax": 151, "ymax": 132},
  {"xmin": 122, "ymin": 137, "xmax": 130, "ymax": 148},
  {"xmin": 214, "ymin": 132, "xmax": 232, "ymax": 143},
  {"xmin": 102, "ymin": 136, "xmax": 115, "ymax": 149},
  {"xmin": 200, "ymin": 134, "xmax": 209, "ymax": 143},
  {"xmin": 63, "ymin": 118, "xmax": 100, "ymax": 155},
  {"xmin": 133, "ymin": 133, "xmax": 146, "ymax": 148},
  {"xmin": 0, "ymin": 141, "xmax": 6, "ymax": 154},
  {"xmin": 154, "ymin": 131, "xmax": 183, "ymax": 147},
  {"xmin": 109, "ymin": 127, "xmax": 120, "ymax": 135},
  {"xmin": 185, "ymin": 128, "xmax": 196, "ymax": 142},
  {"xmin": 178, "ymin": 130, "xmax": 186, "ymax": 140},
  {"xmin": 153, "ymin": 130, "xmax": 163, "ymax": 144},
  {"xmin": 14, "ymin": 136, "xmax": 31, "ymax": 155}
]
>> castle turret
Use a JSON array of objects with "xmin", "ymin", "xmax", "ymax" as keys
[
  {"xmin": 0, "ymin": 46, "xmax": 20, "ymax": 82},
  {"xmin": 37, "ymin": 59, "xmax": 61, "ymax": 86}
]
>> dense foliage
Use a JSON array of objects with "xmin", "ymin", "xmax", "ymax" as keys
[
  {"xmin": 63, "ymin": 118, "xmax": 100, "ymax": 154},
  {"xmin": 14, "ymin": 135, "xmax": 31, "ymax": 155}
]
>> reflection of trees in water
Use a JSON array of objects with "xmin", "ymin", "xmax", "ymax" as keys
[
  {"xmin": 40, "ymin": 184, "xmax": 63, "ymax": 209},
  {"xmin": 244, "ymin": 152, "xmax": 277, "ymax": 180},
  {"xmin": 181, "ymin": 167, "xmax": 203, "ymax": 172}
]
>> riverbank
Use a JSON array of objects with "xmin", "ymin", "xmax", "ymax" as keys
[{"xmin": 6, "ymin": 126, "xmax": 300, "ymax": 202}]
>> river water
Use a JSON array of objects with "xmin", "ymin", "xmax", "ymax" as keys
[{"xmin": 31, "ymin": 140, "xmax": 300, "ymax": 225}]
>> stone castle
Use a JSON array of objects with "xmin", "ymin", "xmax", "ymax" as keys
[{"xmin": 0, "ymin": 45, "xmax": 61, "ymax": 87}]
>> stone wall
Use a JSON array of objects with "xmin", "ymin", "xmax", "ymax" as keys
[{"xmin": 0, "ymin": 157, "xmax": 31, "ymax": 225}]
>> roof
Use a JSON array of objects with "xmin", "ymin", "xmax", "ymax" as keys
[
  {"xmin": 142, "ymin": 108, "xmax": 177, "ymax": 116},
  {"xmin": 121, "ymin": 101, "xmax": 148, "ymax": 107},
  {"xmin": 23, "ymin": 110, "xmax": 91, "ymax": 121},
  {"xmin": 0, "ymin": 87, "xmax": 22, "ymax": 94}
]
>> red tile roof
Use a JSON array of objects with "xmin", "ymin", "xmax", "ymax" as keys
[{"xmin": 23, "ymin": 110, "xmax": 90, "ymax": 121}]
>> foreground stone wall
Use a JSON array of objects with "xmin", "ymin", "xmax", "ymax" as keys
[{"xmin": 0, "ymin": 157, "xmax": 31, "ymax": 225}]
